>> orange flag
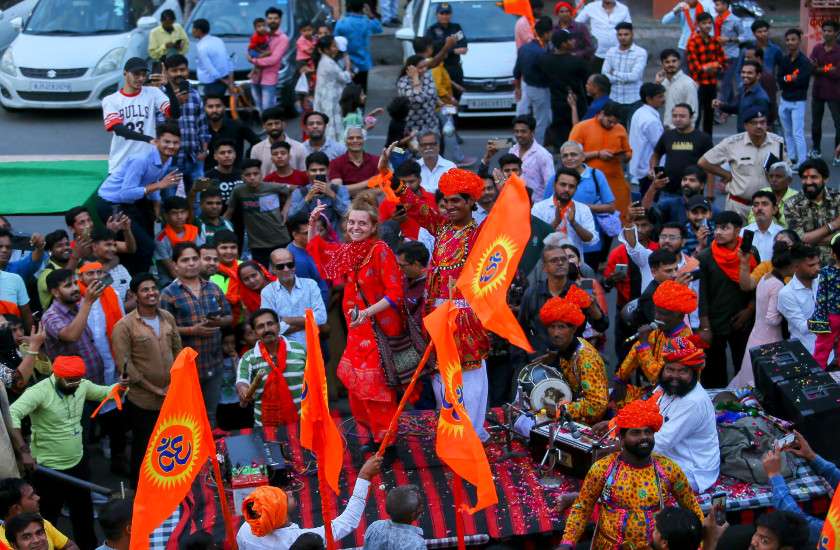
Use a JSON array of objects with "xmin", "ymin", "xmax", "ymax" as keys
[
  {"xmin": 89, "ymin": 384, "xmax": 124, "ymax": 418},
  {"xmin": 819, "ymin": 482, "xmax": 840, "ymax": 549},
  {"xmin": 501, "ymin": 0, "xmax": 534, "ymax": 26},
  {"xmin": 425, "ymin": 301, "xmax": 498, "ymax": 513},
  {"xmin": 129, "ymin": 348, "xmax": 233, "ymax": 550},
  {"xmin": 367, "ymin": 170, "xmax": 399, "ymax": 204},
  {"xmin": 455, "ymin": 173, "xmax": 534, "ymax": 353}
]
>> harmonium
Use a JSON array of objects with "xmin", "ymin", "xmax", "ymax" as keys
[{"xmin": 529, "ymin": 420, "xmax": 618, "ymax": 479}]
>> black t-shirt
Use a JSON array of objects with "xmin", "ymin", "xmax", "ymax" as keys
[
  {"xmin": 205, "ymin": 168, "xmax": 244, "ymax": 205},
  {"xmin": 206, "ymin": 118, "xmax": 261, "ymax": 171},
  {"xmin": 538, "ymin": 54, "xmax": 589, "ymax": 126},
  {"xmin": 426, "ymin": 22, "xmax": 467, "ymax": 70},
  {"xmin": 653, "ymin": 128, "xmax": 714, "ymax": 194}
]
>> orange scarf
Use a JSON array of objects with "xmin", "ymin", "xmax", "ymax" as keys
[
  {"xmin": 684, "ymin": 2, "xmax": 704, "ymax": 34},
  {"xmin": 714, "ymin": 9, "xmax": 730, "ymax": 39},
  {"xmin": 256, "ymin": 340, "xmax": 298, "ymax": 426},
  {"xmin": 78, "ymin": 279, "xmax": 123, "ymax": 341},
  {"xmin": 159, "ymin": 224, "xmax": 199, "ymax": 245},
  {"xmin": 711, "ymin": 239, "xmax": 756, "ymax": 283},
  {"xmin": 553, "ymin": 197, "xmax": 573, "ymax": 234}
]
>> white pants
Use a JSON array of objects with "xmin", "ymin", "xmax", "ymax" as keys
[
  {"xmin": 516, "ymin": 83, "xmax": 551, "ymax": 145},
  {"xmin": 433, "ymin": 360, "xmax": 490, "ymax": 442}
]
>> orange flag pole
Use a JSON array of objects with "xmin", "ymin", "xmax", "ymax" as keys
[
  {"xmin": 451, "ymin": 472, "xmax": 467, "ymax": 550},
  {"xmin": 316, "ymin": 458, "xmax": 337, "ymax": 550},
  {"xmin": 210, "ymin": 453, "xmax": 237, "ymax": 549},
  {"xmin": 376, "ymin": 342, "xmax": 434, "ymax": 457}
]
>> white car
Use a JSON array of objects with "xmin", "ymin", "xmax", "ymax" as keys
[
  {"xmin": 395, "ymin": 0, "xmax": 517, "ymax": 117},
  {"xmin": 0, "ymin": 0, "xmax": 182, "ymax": 110},
  {"xmin": 0, "ymin": 0, "xmax": 37, "ymax": 53}
]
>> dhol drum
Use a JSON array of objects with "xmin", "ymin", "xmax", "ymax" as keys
[{"xmin": 517, "ymin": 358, "xmax": 574, "ymax": 412}]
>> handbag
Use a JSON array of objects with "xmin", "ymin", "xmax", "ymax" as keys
[{"xmin": 591, "ymin": 168, "xmax": 622, "ymax": 237}]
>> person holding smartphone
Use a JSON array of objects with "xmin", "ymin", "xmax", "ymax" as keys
[
  {"xmin": 147, "ymin": 9, "xmax": 189, "ymax": 62},
  {"xmin": 288, "ymin": 152, "xmax": 351, "ymax": 238}
]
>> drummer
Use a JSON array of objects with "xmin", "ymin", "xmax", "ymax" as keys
[{"xmin": 515, "ymin": 293, "xmax": 609, "ymax": 433}]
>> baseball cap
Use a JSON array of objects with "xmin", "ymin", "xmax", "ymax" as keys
[
  {"xmin": 686, "ymin": 195, "xmax": 711, "ymax": 212},
  {"xmin": 436, "ymin": 3, "xmax": 453, "ymax": 13},
  {"xmin": 123, "ymin": 57, "xmax": 147, "ymax": 73}
]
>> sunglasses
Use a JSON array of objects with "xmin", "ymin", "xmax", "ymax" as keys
[{"xmin": 274, "ymin": 262, "xmax": 296, "ymax": 270}]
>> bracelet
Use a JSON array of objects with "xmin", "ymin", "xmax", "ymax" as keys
[{"xmin": 25, "ymin": 350, "xmax": 39, "ymax": 356}]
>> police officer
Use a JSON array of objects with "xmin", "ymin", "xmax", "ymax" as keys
[{"xmin": 425, "ymin": 3, "xmax": 468, "ymax": 98}]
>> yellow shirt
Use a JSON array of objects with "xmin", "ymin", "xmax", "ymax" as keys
[
  {"xmin": 2, "ymin": 518, "xmax": 69, "ymax": 549},
  {"xmin": 431, "ymin": 64, "xmax": 453, "ymax": 104},
  {"xmin": 148, "ymin": 23, "xmax": 190, "ymax": 61}
]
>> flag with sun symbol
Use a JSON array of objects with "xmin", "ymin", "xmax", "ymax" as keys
[
  {"xmin": 820, "ymin": 482, "xmax": 840, "ymax": 549},
  {"xmin": 130, "ymin": 348, "xmax": 215, "ymax": 549},
  {"xmin": 425, "ymin": 301, "xmax": 498, "ymax": 513},
  {"xmin": 456, "ymin": 172, "xmax": 533, "ymax": 353}
]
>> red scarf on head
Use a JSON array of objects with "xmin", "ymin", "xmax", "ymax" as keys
[
  {"xmin": 684, "ymin": 1, "xmax": 704, "ymax": 34},
  {"xmin": 240, "ymin": 264, "xmax": 276, "ymax": 314},
  {"xmin": 78, "ymin": 279, "xmax": 123, "ymax": 341},
  {"xmin": 159, "ymin": 224, "xmax": 199, "ymax": 245},
  {"xmin": 256, "ymin": 339, "xmax": 298, "ymax": 426},
  {"xmin": 711, "ymin": 238, "xmax": 757, "ymax": 283},
  {"xmin": 714, "ymin": 9, "xmax": 730, "ymax": 40},
  {"xmin": 324, "ymin": 238, "xmax": 378, "ymax": 281}
]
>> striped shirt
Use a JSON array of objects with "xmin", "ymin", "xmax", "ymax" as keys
[{"xmin": 236, "ymin": 338, "xmax": 306, "ymax": 427}]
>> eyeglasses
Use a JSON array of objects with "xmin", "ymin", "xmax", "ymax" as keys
[{"xmin": 274, "ymin": 262, "xmax": 296, "ymax": 271}]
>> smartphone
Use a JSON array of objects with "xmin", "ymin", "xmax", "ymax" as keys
[
  {"xmin": 150, "ymin": 60, "xmax": 162, "ymax": 75},
  {"xmin": 454, "ymin": 30, "xmax": 464, "ymax": 41},
  {"xmin": 690, "ymin": 269, "xmax": 702, "ymax": 281},
  {"xmin": 178, "ymin": 79, "xmax": 190, "ymax": 94},
  {"xmin": 701, "ymin": 218, "xmax": 709, "ymax": 230},
  {"xmin": 711, "ymin": 491, "xmax": 727, "ymax": 525},
  {"xmin": 100, "ymin": 273, "xmax": 114, "ymax": 287},
  {"xmin": 391, "ymin": 146, "xmax": 405, "ymax": 155},
  {"xmin": 776, "ymin": 432, "xmax": 796, "ymax": 450},
  {"xmin": 614, "ymin": 263, "xmax": 628, "ymax": 276},
  {"xmin": 32, "ymin": 310, "xmax": 42, "ymax": 325},
  {"xmin": 654, "ymin": 167, "xmax": 666, "ymax": 179},
  {"xmin": 489, "ymin": 138, "xmax": 512, "ymax": 149},
  {"xmin": 631, "ymin": 200, "xmax": 642, "ymax": 208},
  {"xmin": 314, "ymin": 174, "xmax": 327, "ymax": 183},
  {"xmin": 740, "ymin": 229, "xmax": 755, "ymax": 254},
  {"xmin": 349, "ymin": 306, "xmax": 359, "ymax": 322}
]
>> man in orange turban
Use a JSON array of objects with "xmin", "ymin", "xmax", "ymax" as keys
[
  {"xmin": 614, "ymin": 280, "xmax": 697, "ymax": 406},
  {"xmin": 560, "ymin": 397, "xmax": 703, "ymax": 550},
  {"xmin": 236, "ymin": 455, "xmax": 382, "ymax": 547}
]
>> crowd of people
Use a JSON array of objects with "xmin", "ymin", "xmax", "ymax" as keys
[{"xmin": 1, "ymin": 0, "xmax": 840, "ymax": 549}]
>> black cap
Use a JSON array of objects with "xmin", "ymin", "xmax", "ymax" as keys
[
  {"xmin": 436, "ymin": 3, "xmax": 452, "ymax": 13},
  {"xmin": 742, "ymin": 106, "xmax": 767, "ymax": 124},
  {"xmin": 552, "ymin": 29, "xmax": 572, "ymax": 45},
  {"xmin": 123, "ymin": 57, "xmax": 147, "ymax": 73},
  {"xmin": 686, "ymin": 195, "xmax": 711, "ymax": 212}
]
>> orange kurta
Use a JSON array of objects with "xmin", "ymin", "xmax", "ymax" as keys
[{"xmin": 569, "ymin": 118, "xmax": 633, "ymax": 221}]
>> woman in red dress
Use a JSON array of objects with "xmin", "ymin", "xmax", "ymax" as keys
[
  {"xmin": 237, "ymin": 261, "xmax": 276, "ymax": 316},
  {"xmin": 311, "ymin": 200, "xmax": 405, "ymax": 457}
]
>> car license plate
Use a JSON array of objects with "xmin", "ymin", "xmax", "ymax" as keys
[
  {"xmin": 467, "ymin": 97, "xmax": 513, "ymax": 110},
  {"xmin": 31, "ymin": 81, "xmax": 72, "ymax": 92}
]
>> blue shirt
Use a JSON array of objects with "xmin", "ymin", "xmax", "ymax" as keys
[
  {"xmin": 98, "ymin": 147, "xmax": 172, "ymax": 204},
  {"xmin": 583, "ymin": 95, "xmax": 609, "ymax": 120},
  {"xmin": 720, "ymin": 83, "xmax": 770, "ymax": 132},
  {"xmin": 334, "ymin": 13, "xmax": 382, "ymax": 72},
  {"xmin": 762, "ymin": 41, "xmax": 783, "ymax": 76},
  {"xmin": 288, "ymin": 242, "xmax": 330, "ymax": 306},
  {"xmin": 195, "ymin": 34, "xmax": 232, "ymax": 84},
  {"xmin": 770, "ymin": 454, "xmax": 840, "ymax": 547},
  {"xmin": 513, "ymin": 40, "xmax": 549, "ymax": 88},
  {"xmin": 570, "ymin": 164, "xmax": 615, "ymax": 205},
  {"xmin": 7, "ymin": 253, "xmax": 43, "ymax": 280}
]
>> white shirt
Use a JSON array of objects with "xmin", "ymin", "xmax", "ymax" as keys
[
  {"xmin": 251, "ymin": 137, "xmax": 306, "ymax": 175},
  {"xmin": 531, "ymin": 198, "xmax": 599, "ymax": 255},
  {"xmin": 420, "ymin": 155, "xmax": 456, "ymax": 192},
  {"xmin": 260, "ymin": 277, "xmax": 327, "ymax": 350},
  {"xmin": 86, "ymin": 294, "xmax": 125, "ymax": 412},
  {"xmin": 575, "ymin": 0, "xmax": 632, "ymax": 58},
  {"xmin": 655, "ymin": 382, "xmax": 720, "ymax": 493},
  {"xmin": 108, "ymin": 264, "xmax": 132, "ymax": 302},
  {"xmin": 236, "ymin": 478, "xmax": 370, "ymax": 549},
  {"xmin": 628, "ymin": 104, "xmax": 664, "ymax": 181},
  {"xmin": 741, "ymin": 221, "xmax": 783, "ymax": 262},
  {"xmin": 660, "ymin": 0, "xmax": 715, "ymax": 50},
  {"xmin": 602, "ymin": 43, "xmax": 649, "ymax": 105},
  {"xmin": 661, "ymin": 71, "xmax": 699, "ymax": 128},
  {"xmin": 102, "ymin": 87, "xmax": 170, "ymax": 173},
  {"xmin": 777, "ymin": 274, "xmax": 819, "ymax": 354}
]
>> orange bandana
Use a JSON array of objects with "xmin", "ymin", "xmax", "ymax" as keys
[
  {"xmin": 684, "ymin": 1, "xmax": 704, "ymax": 34},
  {"xmin": 159, "ymin": 224, "xmax": 199, "ymax": 245},
  {"xmin": 714, "ymin": 9, "xmax": 730, "ymax": 39}
]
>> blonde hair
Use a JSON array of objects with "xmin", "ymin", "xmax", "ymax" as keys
[{"xmin": 347, "ymin": 194, "xmax": 380, "ymax": 225}]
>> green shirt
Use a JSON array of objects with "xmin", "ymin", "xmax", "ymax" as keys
[
  {"xmin": 36, "ymin": 259, "xmax": 63, "ymax": 310},
  {"xmin": 236, "ymin": 338, "xmax": 306, "ymax": 427},
  {"xmin": 209, "ymin": 273, "xmax": 229, "ymax": 294},
  {"xmin": 10, "ymin": 376, "xmax": 113, "ymax": 470},
  {"xmin": 746, "ymin": 186, "xmax": 799, "ymax": 227}
]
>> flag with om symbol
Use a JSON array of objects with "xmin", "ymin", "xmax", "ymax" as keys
[
  {"xmin": 130, "ymin": 347, "xmax": 215, "ymax": 549},
  {"xmin": 455, "ymin": 172, "xmax": 533, "ymax": 353},
  {"xmin": 426, "ymin": 301, "xmax": 498, "ymax": 513}
]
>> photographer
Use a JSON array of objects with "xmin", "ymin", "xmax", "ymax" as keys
[{"xmin": 289, "ymin": 152, "xmax": 351, "ymax": 236}]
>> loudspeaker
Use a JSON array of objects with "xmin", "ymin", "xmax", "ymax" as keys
[
  {"xmin": 751, "ymin": 340, "xmax": 822, "ymax": 417},
  {"xmin": 777, "ymin": 372, "xmax": 840, "ymax": 463}
]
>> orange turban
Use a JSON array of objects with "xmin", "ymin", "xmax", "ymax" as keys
[
  {"xmin": 615, "ymin": 398, "xmax": 663, "ymax": 432},
  {"xmin": 663, "ymin": 336, "xmax": 706, "ymax": 368},
  {"xmin": 77, "ymin": 261, "xmax": 104, "ymax": 274},
  {"xmin": 53, "ymin": 356, "xmax": 86, "ymax": 378},
  {"xmin": 539, "ymin": 297, "xmax": 585, "ymax": 327},
  {"xmin": 438, "ymin": 168, "xmax": 485, "ymax": 200},
  {"xmin": 242, "ymin": 486, "xmax": 288, "ymax": 537},
  {"xmin": 652, "ymin": 280, "xmax": 697, "ymax": 314},
  {"xmin": 564, "ymin": 284, "xmax": 593, "ymax": 310}
]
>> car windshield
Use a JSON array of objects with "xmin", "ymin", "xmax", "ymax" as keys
[
  {"xmin": 24, "ymin": 0, "xmax": 156, "ymax": 35},
  {"xmin": 190, "ymin": 0, "xmax": 290, "ymax": 37},
  {"xmin": 424, "ymin": 0, "xmax": 516, "ymax": 42}
]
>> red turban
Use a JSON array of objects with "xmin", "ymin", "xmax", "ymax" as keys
[
  {"xmin": 564, "ymin": 284, "xmax": 592, "ymax": 310},
  {"xmin": 652, "ymin": 280, "xmax": 698, "ymax": 314},
  {"xmin": 554, "ymin": 1, "xmax": 575, "ymax": 15},
  {"xmin": 243, "ymin": 486, "xmax": 288, "ymax": 536},
  {"xmin": 53, "ymin": 356, "xmax": 86, "ymax": 378},
  {"xmin": 539, "ymin": 296, "xmax": 585, "ymax": 327},
  {"xmin": 615, "ymin": 398, "xmax": 664, "ymax": 432},
  {"xmin": 663, "ymin": 336, "xmax": 706, "ymax": 369},
  {"xmin": 438, "ymin": 168, "xmax": 485, "ymax": 200}
]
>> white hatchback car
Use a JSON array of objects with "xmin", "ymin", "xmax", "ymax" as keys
[
  {"xmin": 0, "ymin": 0, "xmax": 182, "ymax": 110},
  {"xmin": 396, "ymin": 0, "xmax": 517, "ymax": 117}
]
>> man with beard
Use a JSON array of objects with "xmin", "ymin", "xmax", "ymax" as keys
[
  {"xmin": 651, "ymin": 336, "xmax": 719, "ymax": 492},
  {"xmin": 235, "ymin": 308, "xmax": 306, "ymax": 428},
  {"xmin": 559, "ymin": 397, "xmax": 702, "ymax": 550},
  {"xmin": 699, "ymin": 108, "xmax": 786, "ymax": 219},
  {"xmin": 785, "ymin": 158, "xmax": 840, "ymax": 266},
  {"xmin": 301, "ymin": 111, "xmax": 346, "ymax": 160},
  {"xmin": 251, "ymin": 107, "xmax": 306, "ymax": 175},
  {"xmin": 247, "ymin": 7, "xmax": 289, "ymax": 112},
  {"xmin": 531, "ymin": 168, "xmax": 599, "ymax": 259},
  {"xmin": 199, "ymin": 243, "xmax": 221, "ymax": 280},
  {"xmin": 204, "ymin": 95, "xmax": 260, "ymax": 172},
  {"xmin": 10, "ymin": 356, "xmax": 127, "ymax": 550},
  {"xmin": 614, "ymin": 280, "xmax": 697, "ymax": 406}
]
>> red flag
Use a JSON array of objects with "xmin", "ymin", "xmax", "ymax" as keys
[
  {"xmin": 501, "ymin": 0, "xmax": 534, "ymax": 26},
  {"xmin": 129, "ymin": 348, "xmax": 234, "ymax": 549},
  {"xmin": 456, "ymin": 173, "xmax": 534, "ymax": 353},
  {"xmin": 425, "ymin": 302, "xmax": 498, "ymax": 513},
  {"xmin": 819, "ymin": 481, "xmax": 840, "ymax": 548}
]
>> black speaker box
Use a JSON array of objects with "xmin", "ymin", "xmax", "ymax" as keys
[
  {"xmin": 751, "ymin": 340, "xmax": 822, "ymax": 417},
  {"xmin": 777, "ymin": 372, "xmax": 840, "ymax": 463}
]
